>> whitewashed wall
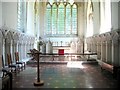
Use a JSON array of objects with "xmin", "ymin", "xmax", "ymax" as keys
[
  {"xmin": 118, "ymin": 2, "xmax": 120, "ymax": 29},
  {"xmin": 93, "ymin": 2, "xmax": 100, "ymax": 34},
  {"xmin": 111, "ymin": 2, "xmax": 119, "ymax": 30},
  {"xmin": 0, "ymin": 30, "xmax": 3, "ymax": 56},
  {"xmin": 26, "ymin": 2, "xmax": 35, "ymax": 36},
  {"xmin": 2, "ymin": 2, "xmax": 17, "ymax": 30},
  {"xmin": 0, "ymin": 2, "xmax": 2, "ymax": 27}
]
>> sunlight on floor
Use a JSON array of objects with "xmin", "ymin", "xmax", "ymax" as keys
[{"xmin": 67, "ymin": 61, "xmax": 85, "ymax": 69}]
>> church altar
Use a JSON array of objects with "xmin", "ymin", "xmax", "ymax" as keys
[{"xmin": 53, "ymin": 46, "xmax": 71, "ymax": 54}]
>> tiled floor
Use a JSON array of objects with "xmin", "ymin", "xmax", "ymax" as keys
[{"xmin": 12, "ymin": 60, "xmax": 118, "ymax": 88}]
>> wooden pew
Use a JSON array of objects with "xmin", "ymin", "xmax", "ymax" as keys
[
  {"xmin": 0, "ymin": 55, "xmax": 11, "ymax": 77},
  {"xmin": 15, "ymin": 52, "xmax": 25, "ymax": 70},
  {"xmin": 7, "ymin": 53, "xmax": 20, "ymax": 73},
  {"xmin": 2, "ymin": 71, "xmax": 12, "ymax": 90}
]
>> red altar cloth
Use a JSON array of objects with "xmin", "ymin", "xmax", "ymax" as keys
[{"xmin": 58, "ymin": 49, "xmax": 64, "ymax": 55}]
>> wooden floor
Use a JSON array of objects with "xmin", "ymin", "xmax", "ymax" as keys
[{"xmin": 12, "ymin": 57, "xmax": 117, "ymax": 89}]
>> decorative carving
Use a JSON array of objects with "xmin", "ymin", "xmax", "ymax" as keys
[
  {"xmin": 46, "ymin": 40, "xmax": 53, "ymax": 54},
  {"xmin": 0, "ymin": 30, "xmax": 3, "ymax": 39},
  {"xmin": 106, "ymin": 32, "xmax": 112, "ymax": 41},
  {"xmin": 100, "ymin": 34, "xmax": 106, "ymax": 42},
  {"xmin": 111, "ymin": 31, "xmax": 119, "ymax": 45}
]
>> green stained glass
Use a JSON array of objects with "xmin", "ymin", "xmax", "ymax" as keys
[
  {"xmin": 58, "ymin": 3, "xmax": 64, "ymax": 34},
  {"xmin": 46, "ymin": 2, "xmax": 77, "ymax": 36},
  {"xmin": 66, "ymin": 4, "xmax": 71, "ymax": 34},
  {"xmin": 46, "ymin": 4, "xmax": 51, "ymax": 34},
  {"xmin": 17, "ymin": 0, "xmax": 26, "ymax": 33},
  {"xmin": 52, "ymin": 4, "xmax": 57, "ymax": 34},
  {"xmin": 72, "ymin": 4, "xmax": 77, "ymax": 34}
]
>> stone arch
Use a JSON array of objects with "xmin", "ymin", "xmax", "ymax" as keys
[
  {"xmin": 12, "ymin": 32, "xmax": 20, "ymax": 61},
  {"xmin": 105, "ymin": 32, "xmax": 112, "ymax": 64},
  {"xmin": 0, "ymin": 29, "xmax": 3, "ymax": 39},
  {"xmin": 3, "ymin": 30, "xmax": 14, "ymax": 65},
  {"xmin": 25, "ymin": 36, "xmax": 30, "ymax": 54},
  {"xmin": 106, "ymin": 32, "xmax": 112, "ymax": 41},
  {"xmin": 46, "ymin": 40, "xmax": 53, "ymax": 54},
  {"xmin": 100, "ymin": 34, "xmax": 106, "ymax": 42},
  {"xmin": 5, "ymin": 30, "xmax": 13, "ymax": 44},
  {"xmin": 31, "ymin": 37, "xmax": 35, "ymax": 49},
  {"xmin": 86, "ymin": 37, "xmax": 91, "ymax": 52},
  {"xmin": 111, "ymin": 31, "xmax": 119, "ymax": 66},
  {"xmin": 100, "ymin": 34, "xmax": 107, "ymax": 62},
  {"xmin": 70, "ymin": 41, "xmax": 76, "ymax": 53},
  {"xmin": 76, "ymin": 39, "xmax": 82, "ymax": 53},
  {"xmin": 13, "ymin": 32, "xmax": 19, "ymax": 41},
  {"xmin": 112, "ymin": 31, "xmax": 119, "ymax": 44},
  {"xmin": 92, "ymin": 36, "xmax": 97, "ymax": 52},
  {"xmin": 97, "ymin": 35, "xmax": 102, "ymax": 60},
  {"xmin": 17, "ymin": 33, "xmax": 24, "ymax": 60}
]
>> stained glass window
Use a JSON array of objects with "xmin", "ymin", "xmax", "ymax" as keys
[
  {"xmin": 52, "ymin": 4, "xmax": 57, "ymax": 34},
  {"xmin": 66, "ymin": 4, "xmax": 71, "ymax": 34},
  {"xmin": 46, "ymin": 3, "xmax": 51, "ymax": 34},
  {"xmin": 46, "ymin": 2, "xmax": 77, "ymax": 37},
  {"xmin": 58, "ymin": 3, "xmax": 65, "ymax": 34},
  {"xmin": 17, "ymin": 0, "xmax": 27, "ymax": 33},
  {"xmin": 72, "ymin": 4, "xmax": 77, "ymax": 34}
]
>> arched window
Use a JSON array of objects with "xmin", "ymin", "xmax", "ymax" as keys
[
  {"xmin": 52, "ymin": 3, "xmax": 57, "ymax": 34},
  {"xmin": 72, "ymin": 4, "xmax": 77, "ymax": 34},
  {"xmin": 86, "ymin": 0, "xmax": 93, "ymax": 37},
  {"xmin": 46, "ymin": 3, "xmax": 51, "ymax": 34},
  {"xmin": 100, "ymin": 0, "xmax": 111, "ymax": 34},
  {"xmin": 45, "ymin": 2, "xmax": 78, "ymax": 37},
  {"xmin": 66, "ymin": 4, "xmax": 71, "ymax": 34},
  {"xmin": 58, "ymin": 3, "xmax": 65, "ymax": 34},
  {"xmin": 17, "ymin": 0, "xmax": 27, "ymax": 33}
]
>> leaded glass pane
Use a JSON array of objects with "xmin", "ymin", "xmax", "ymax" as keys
[
  {"xmin": 46, "ymin": 4, "xmax": 51, "ymax": 34},
  {"xmin": 58, "ymin": 3, "xmax": 65, "ymax": 34},
  {"xmin": 17, "ymin": 0, "xmax": 26, "ymax": 33},
  {"xmin": 45, "ymin": 2, "xmax": 77, "ymax": 37},
  {"xmin": 72, "ymin": 4, "xmax": 77, "ymax": 34},
  {"xmin": 66, "ymin": 4, "xmax": 71, "ymax": 34},
  {"xmin": 52, "ymin": 4, "xmax": 57, "ymax": 34}
]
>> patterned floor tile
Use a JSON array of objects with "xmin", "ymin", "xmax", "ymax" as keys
[{"xmin": 12, "ymin": 60, "xmax": 118, "ymax": 88}]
